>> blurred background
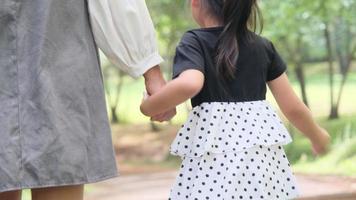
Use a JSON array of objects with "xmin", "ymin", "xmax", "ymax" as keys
[{"xmin": 23, "ymin": 0, "xmax": 356, "ymax": 199}]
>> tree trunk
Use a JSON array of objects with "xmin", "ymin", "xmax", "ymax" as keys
[
  {"xmin": 294, "ymin": 63, "xmax": 309, "ymax": 107},
  {"xmin": 324, "ymin": 23, "xmax": 337, "ymax": 120},
  {"xmin": 281, "ymin": 34, "xmax": 309, "ymax": 107},
  {"xmin": 329, "ymin": 105, "xmax": 339, "ymax": 119},
  {"xmin": 104, "ymin": 68, "xmax": 125, "ymax": 124},
  {"xmin": 333, "ymin": 46, "xmax": 355, "ymax": 118},
  {"xmin": 111, "ymin": 106, "xmax": 119, "ymax": 124},
  {"xmin": 333, "ymin": 18, "xmax": 356, "ymax": 119}
]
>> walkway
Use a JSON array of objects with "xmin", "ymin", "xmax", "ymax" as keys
[{"xmin": 85, "ymin": 172, "xmax": 356, "ymax": 200}]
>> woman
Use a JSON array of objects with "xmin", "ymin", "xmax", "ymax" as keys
[{"xmin": 0, "ymin": 0, "xmax": 174, "ymax": 199}]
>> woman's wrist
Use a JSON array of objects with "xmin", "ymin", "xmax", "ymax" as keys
[{"xmin": 143, "ymin": 65, "xmax": 166, "ymax": 95}]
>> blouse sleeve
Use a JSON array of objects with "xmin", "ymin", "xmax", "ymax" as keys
[
  {"xmin": 267, "ymin": 42, "xmax": 287, "ymax": 81},
  {"xmin": 172, "ymin": 32, "xmax": 205, "ymax": 79},
  {"xmin": 88, "ymin": 0, "xmax": 163, "ymax": 78}
]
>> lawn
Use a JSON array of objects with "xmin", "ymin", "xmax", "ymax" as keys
[{"xmin": 285, "ymin": 115, "xmax": 356, "ymax": 176}]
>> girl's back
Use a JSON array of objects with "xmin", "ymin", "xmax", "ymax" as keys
[
  {"xmin": 170, "ymin": 27, "xmax": 293, "ymax": 158},
  {"xmin": 174, "ymin": 28, "xmax": 286, "ymax": 106}
]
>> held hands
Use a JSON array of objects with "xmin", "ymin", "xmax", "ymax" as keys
[
  {"xmin": 142, "ymin": 66, "xmax": 176, "ymax": 122},
  {"xmin": 310, "ymin": 127, "xmax": 331, "ymax": 155},
  {"xmin": 141, "ymin": 92, "xmax": 176, "ymax": 122}
]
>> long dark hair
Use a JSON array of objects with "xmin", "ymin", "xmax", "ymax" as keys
[{"xmin": 203, "ymin": 0, "xmax": 263, "ymax": 81}]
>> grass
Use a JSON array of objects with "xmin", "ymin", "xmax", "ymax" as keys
[
  {"xmin": 292, "ymin": 137, "xmax": 356, "ymax": 176},
  {"xmin": 111, "ymin": 71, "xmax": 356, "ymax": 124},
  {"xmin": 21, "ymin": 190, "xmax": 30, "ymax": 200},
  {"xmin": 285, "ymin": 115, "xmax": 356, "ymax": 176}
]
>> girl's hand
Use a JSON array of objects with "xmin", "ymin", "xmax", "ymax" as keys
[
  {"xmin": 268, "ymin": 75, "xmax": 330, "ymax": 156},
  {"xmin": 141, "ymin": 92, "xmax": 177, "ymax": 121},
  {"xmin": 151, "ymin": 108, "xmax": 177, "ymax": 122},
  {"xmin": 311, "ymin": 127, "xmax": 331, "ymax": 155},
  {"xmin": 141, "ymin": 69, "xmax": 203, "ymax": 118}
]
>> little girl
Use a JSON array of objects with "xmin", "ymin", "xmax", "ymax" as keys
[{"xmin": 141, "ymin": 0, "xmax": 330, "ymax": 199}]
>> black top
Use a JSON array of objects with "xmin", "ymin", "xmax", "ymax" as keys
[{"xmin": 173, "ymin": 27, "xmax": 287, "ymax": 107}]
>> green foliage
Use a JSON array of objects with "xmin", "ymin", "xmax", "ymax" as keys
[
  {"xmin": 147, "ymin": 1, "xmax": 194, "ymax": 74},
  {"xmin": 292, "ymin": 137, "xmax": 356, "ymax": 176},
  {"xmin": 286, "ymin": 115, "xmax": 356, "ymax": 176},
  {"xmin": 262, "ymin": 0, "xmax": 356, "ymax": 64}
]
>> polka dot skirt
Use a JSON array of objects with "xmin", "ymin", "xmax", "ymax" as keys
[
  {"xmin": 169, "ymin": 145, "xmax": 299, "ymax": 200},
  {"xmin": 169, "ymin": 101, "xmax": 300, "ymax": 199}
]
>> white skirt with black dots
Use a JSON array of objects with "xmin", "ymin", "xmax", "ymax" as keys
[{"xmin": 169, "ymin": 101, "xmax": 300, "ymax": 200}]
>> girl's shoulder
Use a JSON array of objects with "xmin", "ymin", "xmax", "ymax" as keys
[
  {"xmin": 179, "ymin": 27, "xmax": 223, "ymax": 46},
  {"xmin": 249, "ymin": 33, "xmax": 279, "ymax": 56},
  {"xmin": 181, "ymin": 29, "xmax": 277, "ymax": 53}
]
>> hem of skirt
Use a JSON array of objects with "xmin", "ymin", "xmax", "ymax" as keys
[
  {"xmin": 285, "ymin": 192, "xmax": 301, "ymax": 200},
  {"xmin": 169, "ymin": 194, "xmax": 301, "ymax": 200},
  {"xmin": 170, "ymin": 139, "xmax": 293, "ymax": 158},
  {"xmin": 0, "ymin": 172, "xmax": 119, "ymax": 193}
]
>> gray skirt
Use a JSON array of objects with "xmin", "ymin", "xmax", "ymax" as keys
[{"xmin": 0, "ymin": 0, "xmax": 118, "ymax": 192}]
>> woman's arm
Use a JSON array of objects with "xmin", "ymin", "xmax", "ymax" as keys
[
  {"xmin": 268, "ymin": 73, "xmax": 330, "ymax": 154},
  {"xmin": 88, "ymin": 0, "xmax": 176, "ymax": 121},
  {"xmin": 88, "ymin": 0, "xmax": 163, "ymax": 78},
  {"xmin": 140, "ymin": 69, "xmax": 204, "ymax": 117}
]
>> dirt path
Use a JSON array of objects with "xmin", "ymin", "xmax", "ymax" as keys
[{"xmin": 84, "ymin": 171, "xmax": 356, "ymax": 200}]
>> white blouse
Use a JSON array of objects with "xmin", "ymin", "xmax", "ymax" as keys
[{"xmin": 88, "ymin": 0, "xmax": 163, "ymax": 78}]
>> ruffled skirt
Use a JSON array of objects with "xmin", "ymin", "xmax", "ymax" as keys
[{"xmin": 169, "ymin": 101, "xmax": 300, "ymax": 200}]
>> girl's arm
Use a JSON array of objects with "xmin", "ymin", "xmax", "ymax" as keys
[
  {"xmin": 268, "ymin": 73, "xmax": 330, "ymax": 154},
  {"xmin": 140, "ymin": 69, "xmax": 204, "ymax": 117}
]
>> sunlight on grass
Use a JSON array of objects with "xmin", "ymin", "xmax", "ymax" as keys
[
  {"xmin": 291, "ymin": 118, "xmax": 356, "ymax": 177},
  {"xmin": 21, "ymin": 190, "xmax": 30, "ymax": 200}
]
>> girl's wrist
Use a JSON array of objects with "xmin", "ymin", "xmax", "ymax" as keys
[{"xmin": 308, "ymin": 126, "xmax": 324, "ymax": 143}]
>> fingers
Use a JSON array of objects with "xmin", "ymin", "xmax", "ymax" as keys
[
  {"xmin": 151, "ymin": 109, "xmax": 177, "ymax": 122},
  {"xmin": 151, "ymin": 113, "xmax": 167, "ymax": 122},
  {"xmin": 312, "ymin": 144, "xmax": 328, "ymax": 156},
  {"xmin": 151, "ymin": 112, "xmax": 175, "ymax": 122}
]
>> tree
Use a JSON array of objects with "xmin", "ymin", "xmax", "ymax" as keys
[
  {"xmin": 264, "ymin": 0, "xmax": 355, "ymax": 119},
  {"xmin": 262, "ymin": 0, "xmax": 314, "ymax": 106},
  {"xmin": 147, "ymin": 0, "xmax": 193, "ymax": 76},
  {"xmin": 316, "ymin": 0, "xmax": 356, "ymax": 119},
  {"xmin": 332, "ymin": 2, "xmax": 356, "ymax": 119},
  {"xmin": 102, "ymin": 63, "xmax": 125, "ymax": 124}
]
